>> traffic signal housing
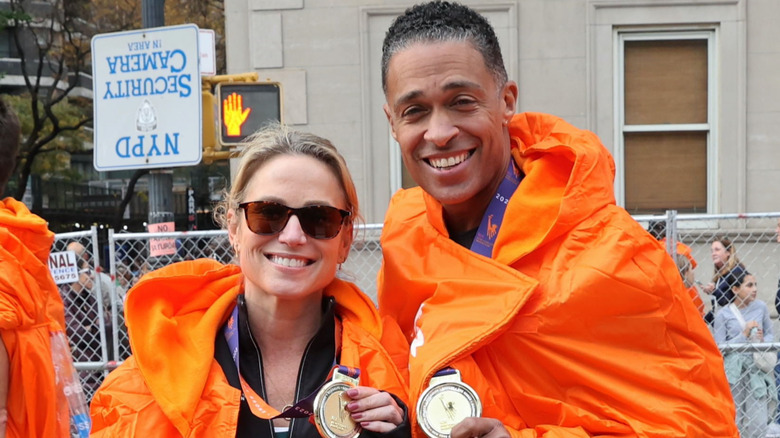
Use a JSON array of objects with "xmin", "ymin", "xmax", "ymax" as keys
[{"xmin": 216, "ymin": 82, "xmax": 282, "ymax": 146}]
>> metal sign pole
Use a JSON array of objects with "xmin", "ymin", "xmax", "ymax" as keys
[{"xmin": 142, "ymin": 0, "xmax": 174, "ymax": 268}]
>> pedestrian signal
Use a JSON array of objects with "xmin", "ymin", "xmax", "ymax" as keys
[{"xmin": 216, "ymin": 82, "xmax": 282, "ymax": 146}]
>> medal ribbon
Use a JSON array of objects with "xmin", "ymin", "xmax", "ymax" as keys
[
  {"xmin": 433, "ymin": 367, "xmax": 458, "ymax": 378},
  {"xmin": 470, "ymin": 159, "xmax": 522, "ymax": 257},
  {"xmin": 223, "ymin": 304, "xmax": 359, "ymax": 419}
]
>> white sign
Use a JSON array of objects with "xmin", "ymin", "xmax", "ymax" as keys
[
  {"xmin": 199, "ymin": 29, "xmax": 216, "ymax": 76},
  {"xmin": 48, "ymin": 251, "xmax": 79, "ymax": 285},
  {"xmin": 91, "ymin": 24, "xmax": 202, "ymax": 171}
]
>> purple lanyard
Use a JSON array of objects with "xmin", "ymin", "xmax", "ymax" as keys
[
  {"xmin": 434, "ymin": 367, "xmax": 458, "ymax": 377},
  {"xmin": 223, "ymin": 304, "xmax": 358, "ymax": 419},
  {"xmin": 470, "ymin": 160, "xmax": 522, "ymax": 257}
]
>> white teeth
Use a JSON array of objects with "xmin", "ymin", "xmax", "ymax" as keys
[
  {"xmin": 429, "ymin": 152, "xmax": 469, "ymax": 169},
  {"xmin": 269, "ymin": 255, "xmax": 308, "ymax": 267}
]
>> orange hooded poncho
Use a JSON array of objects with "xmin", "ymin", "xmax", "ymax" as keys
[
  {"xmin": 378, "ymin": 113, "xmax": 738, "ymax": 437},
  {"xmin": 0, "ymin": 197, "xmax": 70, "ymax": 437}
]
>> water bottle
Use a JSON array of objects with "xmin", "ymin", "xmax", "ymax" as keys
[
  {"xmin": 749, "ymin": 326, "xmax": 760, "ymax": 342},
  {"xmin": 50, "ymin": 331, "xmax": 91, "ymax": 438}
]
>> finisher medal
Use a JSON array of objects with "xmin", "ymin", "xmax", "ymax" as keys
[
  {"xmin": 416, "ymin": 368, "xmax": 482, "ymax": 438},
  {"xmin": 313, "ymin": 366, "xmax": 362, "ymax": 438}
]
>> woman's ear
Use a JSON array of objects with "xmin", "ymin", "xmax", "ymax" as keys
[
  {"xmin": 338, "ymin": 222, "xmax": 354, "ymax": 263},
  {"xmin": 227, "ymin": 208, "xmax": 239, "ymax": 247}
]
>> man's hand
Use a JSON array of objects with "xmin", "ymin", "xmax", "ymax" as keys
[
  {"xmin": 222, "ymin": 92, "xmax": 251, "ymax": 136},
  {"xmin": 345, "ymin": 386, "xmax": 404, "ymax": 433},
  {"xmin": 451, "ymin": 417, "xmax": 510, "ymax": 438}
]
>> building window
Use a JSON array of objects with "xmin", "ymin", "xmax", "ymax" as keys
[{"xmin": 618, "ymin": 31, "xmax": 714, "ymax": 214}]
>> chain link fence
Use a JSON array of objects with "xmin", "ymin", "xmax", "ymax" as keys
[
  {"xmin": 636, "ymin": 211, "xmax": 780, "ymax": 437},
  {"xmin": 51, "ymin": 228, "xmax": 111, "ymax": 402},
  {"xmin": 54, "ymin": 213, "xmax": 780, "ymax": 434}
]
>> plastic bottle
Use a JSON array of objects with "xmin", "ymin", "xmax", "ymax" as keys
[
  {"xmin": 749, "ymin": 326, "xmax": 760, "ymax": 342},
  {"xmin": 50, "ymin": 331, "xmax": 91, "ymax": 438}
]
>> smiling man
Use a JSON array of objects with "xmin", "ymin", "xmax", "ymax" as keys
[{"xmin": 376, "ymin": 2, "xmax": 738, "ymax": 437}]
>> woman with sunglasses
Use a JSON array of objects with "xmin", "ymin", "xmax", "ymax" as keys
[{"xmin": 90, "ymin": 124, "xmax": 411, "ymax": 438}]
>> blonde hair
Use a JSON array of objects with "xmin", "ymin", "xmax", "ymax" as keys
[{"xmin": 213, "ymin": 122, "xmax": 362, "ymax": 232}]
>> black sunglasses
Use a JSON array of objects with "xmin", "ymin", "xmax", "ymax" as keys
[{"xmin": 238, "ymin": 201, "xmax": 351, "ymax": 240}]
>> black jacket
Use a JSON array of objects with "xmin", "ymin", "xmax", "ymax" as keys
[{"xmin": 214, "ymin": 295, "xmax": 409, "ymax": 438}]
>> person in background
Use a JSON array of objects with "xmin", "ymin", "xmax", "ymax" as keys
[
  {"xmin": 702, "ymin": 236, "xmax": 745, "ymax": 320},
  {"xmin": 675, "ymin": 254, "xmax": 705, "ymax": 316},
  {"xmin": 0, "ymin": 96, "xmax": 82, "ymax": 436},
  {"xmin": 130, "ymin": 260, "xmax": 152, "ymax": 287},
  {"xmin": 648, "ymin": 220, "xmax": 704, "ymax": 316},
  {"xmin": 59, "ymin": 258, "xmax": 106, "ymax": 399},
  {"xmin": 90, "ymin": 124, "xmax": 411, "ymax": 437},
  {"xmin": 647, "ymin": 220, "xmax": 697, "ymax": 266},
  {"xmin": 774, "ymin": 218, "xmax": 780, "ymax": 315},
  {"xmin": 773, "ymin": 217, "xmax": 780, "ymax": 426},
  {"xmin": 113, "ymin": 263, "xmax": 133, "ymax": 309},
  {"xmin": 377, "ymin": 2, "xmax": 738, "ymax": 436},
  {"xmin": 714, "ymin": 267, "xmax": 775, "ymax": 438},
  {"xmin": 66, "ymin": 241, "xmax": 112, "ymax": 312}
]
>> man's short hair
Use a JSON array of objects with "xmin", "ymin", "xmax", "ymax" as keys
[
  {"xmin": 0, "ymin": 97, "xmax": 21, "ymax": 193},
  {"xmin": 381, "ymin": 1, "xmax": 508, "ymax": 93}
]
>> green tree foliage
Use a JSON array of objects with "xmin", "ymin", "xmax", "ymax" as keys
[{"xmin": 4, "ymin": 94, "xmax": 91, "ymax": 186}]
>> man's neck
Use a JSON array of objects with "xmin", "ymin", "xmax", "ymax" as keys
[
  {"xmin": 443, "ymin": 200, "xmax": 489, "ymax": 236},
  {"xmin": 443, "ymin": 156, "xmax": 512, "ymax": 236}
]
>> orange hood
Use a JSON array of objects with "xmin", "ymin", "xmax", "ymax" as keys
[
  {"xmin": 419, "ymin": 112, "xmax": 617, "ymax": 264},
  {"xmin": 0, "ymin": 197, "xmax": 64, "ymax": 331},
  {"xmin": 124, "ymin": 258, "xmax": 402, "ymax": 435}
]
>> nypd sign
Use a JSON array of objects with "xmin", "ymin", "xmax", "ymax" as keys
[{"xmin": 91, "ymin": 24, "xmax": 202, "ymax": 171}]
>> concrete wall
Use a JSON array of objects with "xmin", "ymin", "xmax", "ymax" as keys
[{"xmin": 746, "ymin": 0, "xmax": 780, "ymax": 212}]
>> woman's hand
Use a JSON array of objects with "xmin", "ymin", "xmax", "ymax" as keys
[
  {"xmin": 744, "ymin": 321, "xmax": 762, "ymax": 340},
  {"xmin": 451, "ymin": 417, "xmax": 510, "ymax": 438},
  {"xmin": 345, "ymin": 386, "xmax": 404, "ymax": 433},
  {"xmin": 702, "ymin": 282, "xmax": 715, "ymax": 294}
]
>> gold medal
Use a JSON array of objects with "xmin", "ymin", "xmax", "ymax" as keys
[
  {"xmin": 313, "ymin": 367, "xmax": 362, "ymax": 438},
  {"xmin": 416, "ymin": 368, "xmax": 482, "ymax": 438}
]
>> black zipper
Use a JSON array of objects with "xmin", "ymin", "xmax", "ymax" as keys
[{"xmin": 246, "ymin": 324, "xmax": 279, "ymax": 438}]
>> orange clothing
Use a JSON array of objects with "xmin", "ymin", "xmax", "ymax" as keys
[
  {"xmin": 673, "ymin": 240, "xmax": 697, "ymax": 270},
  {"xmin": 378, "ymin": 113, "xmax": 737, "ymax": 437},
  {"xmin": 660, "ymin": 239, "xmax": 704, "ymax": 315},
  {"xmin": 658, "ymin": 239, "xmax": 704, "ymax": 315},
  {"xmin": 686, "ymin": 285, "xmax": 705, "ymax": 317},
  {"xmin": 90, "ymin": 258, "xmax": 409, "ymax": 437},
  {"xmin": 658, "ymin": 238, "xmax": 698, "ymax": 270},
  {"xmin": 0, "ymin": 197, "xmax": 70, "ymax": 437}
]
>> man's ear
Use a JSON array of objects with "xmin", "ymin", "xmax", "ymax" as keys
[
  {"xmin": 501, "ymin": 80, "xmax": 519, "ymax": 123},
  {"xmin": 383, "ymin": 103, "xmax": 398, "ymax": 141}
]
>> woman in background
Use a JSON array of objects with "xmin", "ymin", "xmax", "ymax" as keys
[
  {"xmin": 703, "ymin": 236, "xmax": 745, "ymax": 322},
  {"xmin": 714, "ymin": 267, "xmax": 775, "ymax": 438}
]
